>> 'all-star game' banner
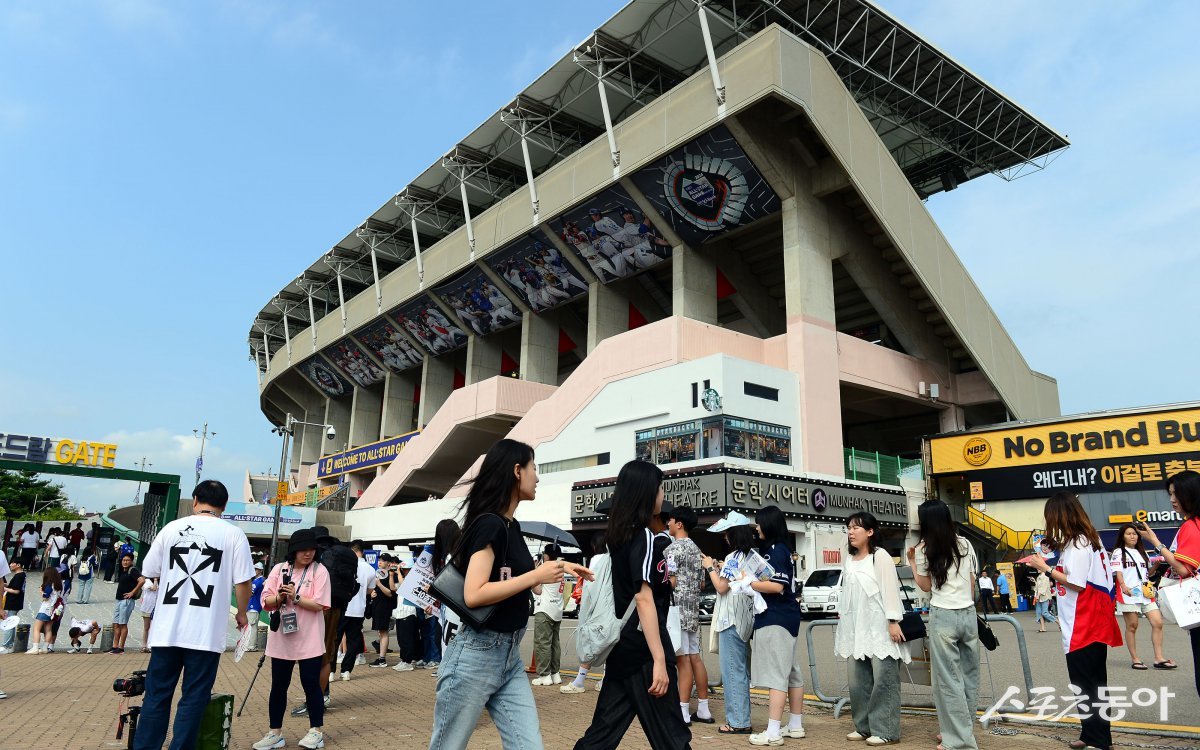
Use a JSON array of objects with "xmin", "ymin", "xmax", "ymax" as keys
[{"xmin": 630, "ymin": 124, "xmax": 781, "ymax": 248}]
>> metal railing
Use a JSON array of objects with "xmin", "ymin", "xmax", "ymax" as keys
[
  {"xmin": 965, "ymin": 506, "xmax": 1038, "ymax": 554},
  {"xmin": 843, "ymin": 448, "xmax": 924, "ymax": 486}
]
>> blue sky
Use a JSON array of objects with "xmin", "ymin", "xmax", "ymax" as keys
[{"xmin": 1, "ymin": 1, "xmax": 1196, "ymax": 512}]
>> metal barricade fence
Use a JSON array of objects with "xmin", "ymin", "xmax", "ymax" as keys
[{"xmin": 805, "ymin": 614, "xmax": 1035, "ymax": 722}]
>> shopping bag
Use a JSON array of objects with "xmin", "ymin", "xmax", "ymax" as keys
[
  {"xmin": 1158, "ymin": 576, "xmax": 1200, "ymax": 630},
  {"xmin": 666, "ymin": 605, "xmax": 682, "ymax": 652}
]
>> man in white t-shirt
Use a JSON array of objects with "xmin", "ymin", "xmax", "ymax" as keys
[
  {"xmin": 977, "ymin": 571, "xmax": 996, "ymax": 614},
  {"xmin": 337, "ymin": 540, "xmax": 377, "ymax": 680},
  {"xmin": 132, "ymin": 480, "xmax": 254, "ymax": 750},
  {"xmin": 67, "ymin": 618, "xmax": 100, "ymax": 653}
]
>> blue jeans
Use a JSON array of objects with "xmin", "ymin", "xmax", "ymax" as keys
[
  {"xmin": 718, "ymin": 627, "xmax": 751, "ymax": 729},
  {"xmin": 423, "ymin": 616, "xmax": 442, "ymax": 664},
  {"xmin": 429, "ymin": 625, "xmax": 542, "ymax": 750},
  {"xmin": 133, "ymin": 646, "xmax": 222, "ymax": 750},
  {"xmin": 1, "ymin": 609, "xmax": 17, "ymax": 649},
  {"xmin": 76, "ymin": 577, "xmax": 94, "ymax": 603},
  {"xmin": 1034, "ymin": 600, "xmax": 1057, "ymax": 624},
  {"xmin": 929, "ymin": 606, "xmax": 980, "ymax": 750}
]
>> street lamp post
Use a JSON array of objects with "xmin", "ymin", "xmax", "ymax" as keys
[
  {"xmin": 133, "ymin": 456, "xmax": 153, "ymax": 503},
  {"xmin": 268, "ymin": 414, "xmax": 334, "ymax": 569},
  {"xmin": 193, "ymin": 422, "xmax": 216, "ymax": 489}
]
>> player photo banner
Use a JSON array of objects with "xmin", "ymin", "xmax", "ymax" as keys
[
  {"xmin": 551, "ymin": 185, "xmax": 672, "ymax": 284},
  {"xmin": 353, "ymin": 318, "xmax": 425, "ymax": 373},
  {"xmin": 301, "ymin": 356, "xmax": 353, "ymax": 399},
  {"xmin": 322, "ymin": 338, "xmax": 386, "ymax": 387},
  {"xmin": 430, "ymin": 264, "xmax": 523, "ymax": 337},
  {"xmin": 484, "ymin": 233, "xmax": 589, "ymax": 312},
  {"xmin": 630, "ymin": 124, "xmax": 781, "ymax": 248},
  {"xmin": 390, "ymin": 295, "xmax": 469, "ymax": 356}
]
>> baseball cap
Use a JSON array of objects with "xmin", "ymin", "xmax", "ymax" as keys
[
  {"xmin": 253, "ymin": 561, "xmax": 264, "ymax": 570},
  {"xmin": 708, "ymin": 511, "xmax": 754, "ymax": 533}
]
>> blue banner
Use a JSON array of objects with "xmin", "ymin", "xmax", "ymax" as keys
[{"xmin": 317, "ymin": 431, "xmax": 419, "ymax": 479}]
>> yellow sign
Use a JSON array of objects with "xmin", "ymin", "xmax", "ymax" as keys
[
  {"xmin": 930, "ymin": 406, "xmax": 1200, "ymax": 474},
  {"xmin": 276, "ymin": 481, "xmax": 288, "ymax": 501},
  {"xmin": 1108, "ymin": 509, "xmax": 1184, "ymax": 525},
  {"xmin": 53, "ymin": 439, "xmax": 118, "ymax": 469},
  {"xmin": 969, "ymin": 481, "xmax": 983, "ymax": 500}
]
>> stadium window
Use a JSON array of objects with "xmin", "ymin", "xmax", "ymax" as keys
[
  {"xmin": 539, "ymin": 453, "xmax": 610, "ymax": 475},
  {"xmin": 743, "ymin": 382, "xmax": 779, "ymax": 401}
]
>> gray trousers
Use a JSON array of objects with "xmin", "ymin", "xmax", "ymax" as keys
[
  {"xmin": 929, "ymin": 606, "xmax": 980, "ymax": 750},
  {"xmin": 848, "ymin": 655, "xmax": 901, "ymax": 741},
  {"xmin": 533, "ymin": 612, "xmax": 561, "ymax": 676}
]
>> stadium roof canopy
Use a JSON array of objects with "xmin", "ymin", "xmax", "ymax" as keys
[{"xmin": 249, "ymin": 0, "xmax": 1068, "ymax": 366}]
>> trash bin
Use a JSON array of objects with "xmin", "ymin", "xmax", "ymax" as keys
[
  {"xmin": 1016, "ymin": 595, "xmax": 1029, "ymax": 612},
  {"xmin": 100, "ymin": 624, "xmax": 115, "ymax": 652},
  {"xmin": 14, "ymin": 623, "xmax": 30, "ymax": 653}
]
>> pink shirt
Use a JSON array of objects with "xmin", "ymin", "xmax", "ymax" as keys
[{"xmin": 263, "ymin": 561, "xmax": 331, "ymax": 661}]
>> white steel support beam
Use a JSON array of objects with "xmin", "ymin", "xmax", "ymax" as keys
[
  {"xmin": 410, "ymin": 217, "xmax": 424, "ymax": 286},
  {"xmin": 519, "ymin": 134, "xmax": 539, "ymax": 223},
  {"xmin": 596, "ymin": 63, "xmax": 620, "ymax": 174},
  {"xmin": 695, "ymin": 2, "xmax": 726, "ymax": 114}
]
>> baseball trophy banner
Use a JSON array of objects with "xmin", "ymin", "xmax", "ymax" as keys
[{"xmin": 299, "ymin": 356, "xmax": 353, "ymax": 399}]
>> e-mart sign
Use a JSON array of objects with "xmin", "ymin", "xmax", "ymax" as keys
[{"xmin": 930, "ymin": 407, "xmax": 1200, "ymax": 474}]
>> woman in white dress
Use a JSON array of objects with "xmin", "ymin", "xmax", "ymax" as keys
[{"xmin": 834, "ymin": 511, "xmax": 908, "ymax": 745}]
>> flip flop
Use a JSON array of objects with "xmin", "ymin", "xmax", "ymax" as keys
[
  {"xmin": 1131, "ymin": 661, "xmax": 1148, "ymax": 670},
  {"xmin": 719, "ymin": 724, "xmax": 752, "ymax": 734},
  {"xmin": 1153, "ymin": 660, "xmax": 1178, "ymax": 670}
]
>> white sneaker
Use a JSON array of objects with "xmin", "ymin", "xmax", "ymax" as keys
[
  {"xmin": 25, "ymin": 646, "xmax": 38, "ymax": 654},
  {"xmin": 298, "ymin": 728, "xmax": 325, "ymax": 749},
  {"xmin": 45, "ymin": 645, "xmax": 52, "ymax": 653},
  {"xmin": 392, "ymin": 661, "xmax": 414, "ymax": 672},
  {"xmin": 67, "ymin": 647, "xmax": 80, "ymax": 654},
  {"xmin": 0, "ymin": 647, "xmax": 11, "ymax": 654},
  {"xmin": 86, "ymin": 648, "xmax": 94, "ymax": 654},
  {"xmin": 355, "ymin": 654, "xmax": 365, "ymax": 665},
  {"xmin": 340, "ymin": 671, "xmax": 350, "ymax": 682},
  {"xmin": 336, "ymin": 651, "xmax": 344, "ymax": 663},
  {"xmin": 551, "ymin": 673, "xmax": 562, "ymax": 684},
  {"xmin": 560, "ymin": 683, "xmax": 586, "ymax": 694},
  {"xmin": 847, "ymin": 731, "xmax": 867, "ymax": 741},
  {"xmin": 412, "ymin": 660, "xmax": 426, "ymax": 669},
  {"xmin": 252, "ymin": 730, "xmax": 285, "ymax": 750},
  {"xmin": 782, "ymin": 726, "xmax": 806, "ymax": 738},
  {"xmin": 596, "ymin": 680, "xmax": 603, "ymax": 691},
  {"xmin": 748, "ymin": 732, "xmax": 784, "ymax": 746},
  {"xmin": 865, "ymin": 738, "xmax": 894, "ymax": 746},
  {"xmin": 530, "ymin": 675, "xmax": 552, "ymax": 686}
]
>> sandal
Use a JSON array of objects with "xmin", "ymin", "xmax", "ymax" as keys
[
  {"xmin": 1131, "ymin": 661, "xmax": 1148, "ymax": 670},
  {"xmin": 718, "ymin": 724, "xmax": 752, "ymax": 734},
  {"xmin": 1153, "ymin": 660, "xmax": 1178, "ymax": 670}
]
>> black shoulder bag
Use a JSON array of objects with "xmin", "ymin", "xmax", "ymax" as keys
[
  {"xmin": 427, "ymin": 514, "xmax": 509, "ymax": 631},
  {"xmin": 893, "ymin": 551, "xmax": 927, "ymax": 642}
]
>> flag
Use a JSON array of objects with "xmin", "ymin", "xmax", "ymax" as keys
[{"xmin": 195, "ymin": 456, "xmax": 203, "ymax": 474}]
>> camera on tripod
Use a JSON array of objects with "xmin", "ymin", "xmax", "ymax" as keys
[{"xmin": 113, "ymin": 670, "xmax": 147, "ymax": 698}]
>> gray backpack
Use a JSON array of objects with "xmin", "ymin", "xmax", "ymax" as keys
[{"xmin": 574, "ymin": 546, "xmax": 637, "ymax": 667}]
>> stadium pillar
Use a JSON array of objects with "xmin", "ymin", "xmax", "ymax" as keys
[
  {"xmin": 380, "ymin": 371, "xmax": 418, "ymax": 439},
  {"xmin": 466, "ymin": 334, "xmax": 503, "ymax": 384},
  {"xmin": 520, "ymin": 310, "xmax": 558, "ymax": 385},
  {"xmin": 418, "ymin": 355, "xmax": 455, "ymax": 428},
  {"xmin": 671, "ymin": 244, "xmax": 718, "ymax": 324},
  {"xmin": 323, "ymin": 397, "xmax": 353, "ymax": 457},
  {"xmin": 587, "ymin": 281, "xmax": 628, "ymax": 354},
  {"xmin": 297, "ymin": 407, "xmax": 324, "ymax": 468},
  {"xmin": 781, "ymin": 169, "xmax": 845, "ymax": 478},
  {"xmin": 940, "ymin": 405, "xmax": 966, "ymax": 433},
  {"xmin": 349, "ymin": 384, "xmax": 383, "ymax": 449}
]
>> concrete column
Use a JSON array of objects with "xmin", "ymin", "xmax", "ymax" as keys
[
  {"xmin": 465, "ymin": 334, "xmax": 502, "ymax": 384},
  {"xmin": 323, "ymin": 396, "xmax": 353, "ymax": 457},
  {"xmin": 587, "ymin": 281, "xmax": 627, "ymax": 354},
  {"xmin": 349, "ymin": 385, "xmax": 383, "ymax": 448},
  {"xmin": 381, "ymin": 371, "xmax": 418, "ymax": 438},
  {"xmin": 671, "ymin": 244, "xmax": 718, "ymax": 324},
  {"xmin": 782, "ymin": 171, "xmax": 845, "ymax": 477},
  {"xmin": 297, "ymin": 407, "xmax": 324, "ymax": 466},
  {"xmin": 520, "ymin": 309, "xmax": 558, "ymax": 385},
  {"xmin": 939, "ymin": 405, "xmax": 966, "ymax": 433},
  {"xmin": 418, "ymin": 355, "xmax": 455, "ymax": 428}
]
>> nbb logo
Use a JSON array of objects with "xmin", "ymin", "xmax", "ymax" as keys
[{"xmin": 963, "ymin": 437, "xmax": 992, "ymax": 467}]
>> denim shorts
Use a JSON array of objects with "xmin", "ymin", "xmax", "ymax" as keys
[
  {"xmin": 35, "ymin": 613, "xmax": 51, "ymax": 622},
  {"xmin": 113, "ymin": 599, "xmax": 136, "ymax": 625}
]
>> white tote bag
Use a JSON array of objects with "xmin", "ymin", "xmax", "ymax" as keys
[
  {"xmin": 666, "ymin": 605, "xmax": 683, "ymax": 652},
  {"xmin": 1158, "ymin": 576, "xmax": 1200, "ymax": 630}
]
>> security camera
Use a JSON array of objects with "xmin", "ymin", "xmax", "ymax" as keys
[{"xmin": 326, "ymin": 426, "xmax": 336, "ymax": 440}]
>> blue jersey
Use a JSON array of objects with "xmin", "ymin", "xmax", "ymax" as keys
[{"xmin": 248, "ymin": 576, "xmax": 265, "ymax": 611}]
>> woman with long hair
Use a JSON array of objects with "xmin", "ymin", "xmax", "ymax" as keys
[
  {"xmin": 908, "ymin": 500, "xmax": 979, "ymax": 750},
  {"xmin": 1137, "ymin": 469, "xmax": 1200, "ymax": 698},
  {"xmin": 574, "ymin": 460, "xmax": 691, "ymax": 750},
  {"xmin": 701, "ymin": 518, "xmax": 757, "ymax": 735},
  {"xmin": 429, "ymin": 439, "xmax": 591, "ymax": 750},
  {"xmin": 1028, "ymin": 492, "xmax": 1123, "ymax": 750},
  {"xmin": 1109, "ymin": 523, "xmax": 1174, "ymax": 670},
  {"xmin": 562, "ymin": 533, "xmax": 608, "ymax": 694},
  {"xmin": 27, "ymin": 566, "xmax": 63, "ymax": 653},
  {"xmin": 836, "ymin": 511, "xmax": 907, "ymax": 746},
  {"xmin": 254, "ymin": 528, "xmax": 331, "ymax": 750},
  {"xmin": 424, "ymin": 518, "xmax": 462, "ymax": 666},
  {"xmin": 746, "ymin": 505, "xmax": 805, "ymax": 746}
]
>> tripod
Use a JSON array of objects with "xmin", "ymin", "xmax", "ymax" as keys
[
  {"xmin": 237, "ymin": 651, "xmax": 268, "ymax": 717},
  {"xmin": 116, "ymin": 704, "xmax": 140, "ymax": 750}
]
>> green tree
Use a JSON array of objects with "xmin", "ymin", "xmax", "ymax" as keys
[{"xmin": 0, "ymin": 470, "xmax": 71, "ymax": 519}]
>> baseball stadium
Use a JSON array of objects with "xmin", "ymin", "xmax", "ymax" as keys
[{"xmin": 248, "ymin": 0, "xmax": 1069, "ymax": 562}]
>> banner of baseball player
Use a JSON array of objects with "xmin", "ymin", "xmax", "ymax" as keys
[
  {"xmin": 390, "ymin": 295, "xmax": 469, "ymax": 356},
  {"xmin": 551, "ymin": 185, "xmax": 672, "ymax": 283},
  {"xmin": 431, "ymin": 264, "xmax": 523, "ymax": 337},
  {"xmin": 323, "ymin": 338, "xmax": 386, "ymax": 388},
  {"xmin": 353, "ymin": 317, "xmax": 425, "ymax": 373},
  {"xmin": 300, "ymin": 356, "xmax": 353, "ymax": 399},
  {"xmin": 630, "ymin": 124, "xmax": 782, "ymax": 248},
  {"xmin": 484, "ymin": 232, "xmax": 589, "ymax": 313}
]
